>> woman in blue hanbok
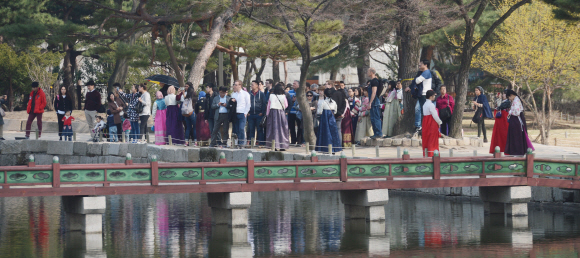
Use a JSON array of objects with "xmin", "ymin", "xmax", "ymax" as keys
[{"xmin": 316, "ymin": 88, "xmax": 342, "ymax": 153}]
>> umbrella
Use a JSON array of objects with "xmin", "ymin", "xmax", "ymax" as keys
[{"xmin": 145, "ymin": 75, "xmax": 179, "ymax": 86}]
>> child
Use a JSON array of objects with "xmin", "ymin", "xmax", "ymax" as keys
[
  {"xmin": 92, "ymin": 115, "xmax": 106, "ymax": 141},
  {"xmin": 107, "ymin": 110, "xmax": 118, "ymax": 142},
  {"xmin": 61, "ymin": 110, "xmax": 75, "ymax": 141},
  {"xmin": 122, "ymin": 113, "xmax": 131, "ymax": 142}
]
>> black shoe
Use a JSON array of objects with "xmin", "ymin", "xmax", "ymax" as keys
[
  {"xmin": 0, "ymin": 137, "xmax": 4, "ymax": 140},
  {"xmin": 484, "ymin": 139, "xmax": 488, "ymax": 143}
]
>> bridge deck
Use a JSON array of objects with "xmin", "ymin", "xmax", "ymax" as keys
[{"xmin": 0, "ymin": 152, "xmax": 578, "ymax": 197}]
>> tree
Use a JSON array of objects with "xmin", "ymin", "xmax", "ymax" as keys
[
  {"xmin": 473, "ymin": 0, "xmax": 580, "ymax": 144},
  {"xmin": 542, "ymin": 0, "xmax": 580, "ymax": 21},
  {"xmin": 446, "ymin": 0, "xmax": 531, "ymax": 139},
  {"xmin": 242, "ymin": 0, "xmax": 369, "ymax": 148},
  {"xmin": 24, "ymin": 47, "xmax": 64, "ymax": 111},
  {"xmin": 393, "ymin": 0, "xmax": 468, "ymax": 135},
  {"xmin": 0, "ymin": 44, "xmax": 28, "ymax": 111}
]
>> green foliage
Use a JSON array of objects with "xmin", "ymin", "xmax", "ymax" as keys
[
  {"xmin": 0, "ymin": 43, "xmax": 30, "ymax": 95},
  {"xmin": 542, "ymin": 0, "xmax": 580, "ymax": 21}
]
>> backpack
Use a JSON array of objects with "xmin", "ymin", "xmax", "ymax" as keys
[{"xmin": 431, "ymin": 69, "xmax": 443, "ymax": 95}]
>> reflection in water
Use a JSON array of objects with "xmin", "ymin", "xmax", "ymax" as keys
[{"xmin": 0, "ymin": 191, "xmax": 580, "ymax": 257}]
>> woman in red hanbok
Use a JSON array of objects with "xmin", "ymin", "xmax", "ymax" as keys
[
  {"xmin": 489, "ymin": 91, "xmax": 510, "ymax": 153},
  {"xmin": 422, "ymin": 90, "xmax": 442, "ymax": 157}
]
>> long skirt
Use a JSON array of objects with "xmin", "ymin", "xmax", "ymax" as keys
[
  {"xmin": 316, "ymin": 110, "xmax": 342, "ymax": 153},
  {"xmin": 166, "ymin": 105, "xmax": 185, "ymax": 145},
  {"xmin": 421, "ymin": 115, "xmax": 440, "ymax": 157},
  {"xmin": 505, "ymin": 112, "xmax": 534, "ymax": 156},
  {"xmin": 266, "ymin": 109, "xmax": 290, "ymax": 150},
  {"xmin": 341, "ymin": 108, "xmax": 353, "ymax": 147},
  {"xmin": 489, "ymin": 110, "xmax": 509, "ymax": 153},
  {"xmin": 351, "ymin": 115, "xmax": 358, "ymax": 142},
  {"xmin": 382, "ymin": 101, "xmax": 401, "ymax": 137},
  {"xmin": 196, "ymin": 112, "xmax": 211, "ymax": 141},
  {"xmin": 355, "ymin": 115, "xmax": 373, "ymax": 142},
  {"xmin": 154, "ymin": 109, "xmax": 167, "ymax": 145}
]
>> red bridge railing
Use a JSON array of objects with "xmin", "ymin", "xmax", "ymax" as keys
[{"xmin": 0, "ymin": 149, "xmax": 578, "ymax": 197}]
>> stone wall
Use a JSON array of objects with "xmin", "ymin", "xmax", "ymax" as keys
[
  {"xmin": 0, "ymin": 140, "xmax": 343, "ymax": 166},
  {"xmin": 360, "ymin": 137, "xmax": 484, "ymax": 148}
]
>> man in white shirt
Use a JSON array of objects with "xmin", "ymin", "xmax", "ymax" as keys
[{"xmin": 231, "ymin": 80, "xmax": 251, "ymax": 146}]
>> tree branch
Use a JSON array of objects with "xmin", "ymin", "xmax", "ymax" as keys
[{"xmin": 473, "ymin": 0, "xmax": 531, "ymax": 52}]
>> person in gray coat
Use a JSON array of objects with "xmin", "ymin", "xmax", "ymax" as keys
[{"xmin": 209, "ymin": 87, "xmax": 233, "ymax": 147}]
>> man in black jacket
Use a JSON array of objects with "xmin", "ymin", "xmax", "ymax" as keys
[
  {"xmin": 248, "ymin": 80, "xmax": 267, "ymax": 146},
  {"xmin": 330, "ymin": 82, "xmax": 347, "ymax": 143}
]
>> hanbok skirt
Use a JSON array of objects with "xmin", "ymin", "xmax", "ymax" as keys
[
  {"xmin": 316, "ymin": 110, "xmax": 342, "ymax": 153},
  {"xmin": 341, "ymin": 108, "xmax": 353, "ymax": 147},
  {"xmin": 266, "ymin": 109, "xmax": 290, "ymax": 150},
  {"xmin": 355, "ymin": 115, "xmax": 373, "ymax": 141},
  {"xmin": 421, "ymin": 115, "xmax": 440, "ymax": 157},
  {"xmin": 166, "ymin": 105, "xmax": 185, "ymax": 145},
  {"xmin": 154, "ymin": 109, "xmax": 167, "ymax": 145},
  {"xmin": 505, "ymin": 112, "xmax": 534, "ymax": 156},
  {"xmin": 196, "ymin": 112, "xmax": 211, "ymax": 141},
  {"xmin": 382, "ymin": 100, "xmax": 401, "ymax": 137},
  {"xmin": 489, "ymin": 110, "xmax": 509, "ymax": 153}
]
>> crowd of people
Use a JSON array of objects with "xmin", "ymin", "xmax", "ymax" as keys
[{"xmin": 12, "ymin": 63, "xmax": 534, "ymax": 156}]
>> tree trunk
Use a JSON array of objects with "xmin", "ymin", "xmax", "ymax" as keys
[
  {"xmin": 283, "ymin": 61, "xmax": 288, "ymax": 84},
  {"xmin": 242, "ymin": 59, "xmax": 253, "ymax": 89},
  {"xmin": 329, "ymin": 68, "xmax": 338, "ymax": 81},
  {"xmin": 393, "ymin": 16, "xmax": 421, "ymax": 135},
  {"xmin": 255, "ymin": 58, "xmax": 267, "ymax": 82},
  {"xmin": 62, "ymin": 44, "xmax": 77, "ymax": 110},
  {"xmin": 298, "ymin": 59, "xmax": 316, "ymax": 149},
  {"xmin": 230, "ymin": 46, "xmax": 238, "ymax": 81},
  {"xmin": 357, "ymin": 42, "xmax": 371, "ymax": 85},
  {"xmin": 161, "ymin": 26, "xmax": 185, "ymax": 88},
  {"xmin": 420, "ymin": 45, "xmax": 435, "ymax": 61},
  {"xmin": 272, "ymin": 59, "xmax": 280, "ymax": 83},
  {"xmin": 187, "ymin": 3, "xmax": 235, "ymax": 91}
]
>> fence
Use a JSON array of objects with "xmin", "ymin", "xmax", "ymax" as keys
[{"xmin": 1, "ymin": 148, "xmax": 579, "ymax": 197}]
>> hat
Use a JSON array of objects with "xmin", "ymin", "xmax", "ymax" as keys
[
  {"xmin": 86, "ymin": 80, "xmax": 95, "ymax": 86},
  {"xmin": 31, "ymin": 82, "xmax": 39, "ymax": 88}
]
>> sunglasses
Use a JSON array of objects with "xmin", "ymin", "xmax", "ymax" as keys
[{"xmin": 307, "ymin": 95, "xmax": 313, "ymax": 97}]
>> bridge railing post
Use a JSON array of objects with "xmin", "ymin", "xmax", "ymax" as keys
[
  {"xmin": 402, "ymin": 149, "xmax": 410, "ymax": 160},
  {"xmin": 432, "ymin": 151, "xmax": 440, "ymax": 180},
  {"xmin": 247, "ymin": 154, "xmax": 254, "ymax": 184},
  {"xmin": 493, "ymin": 146, "xmax": 501, "ymax": 158},
  {"xmin": 28, "ymin": 154, "xmax": 36, "ymax": 167},
  {"xmin": 219, "ymin": 152, "xmax": 227, "ymax": 164},
  {"xmin": 526, "ymin": 148, "xmax": 534, "ymax": 178},
  {"xmin": 125, "ymin": 153, "xmax": 133, "ymax": 165},
  {"xmin": 52, "ymin": 156, "xmax": 60, "ymax": 188},
  {"xmin": 151, "ymin": 155, "xmax": 158, "ymax": 186},
  {"xmin": 340, "ymin": 152, "xmax": 347, "ymax": 182}
]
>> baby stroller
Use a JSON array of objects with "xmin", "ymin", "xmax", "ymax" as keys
[{"xmin": 92, "ymin": 123, "xmax": 109, "ymax": 142}]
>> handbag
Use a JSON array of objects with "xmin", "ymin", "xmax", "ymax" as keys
[
  {"xmin": 260, "ymin": 114, "xmax": 268, "ymax": 128},
  {"xmin": 439, "ymin": 96, "xmax": 452, "ymax": 121},
  {"xmin": 495, "ymin": 110, "xmax": 502, "ymax": 119},
  {"xmin": 135, "ymin": 101, "xmax": 144, "ymax": 114},
  {"xmin": 97, "ymin": 104, "xmax": 106, "ymax": 113},
  {"xmin": 472, "ymin": 107, "xmax": 483, "ymax": 124},
  {"xmin": 0, "ymin": 107, "xmax": 5, "ymax": 117}
]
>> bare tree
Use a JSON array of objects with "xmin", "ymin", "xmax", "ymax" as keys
[{"xmin": 242, "ymin": 0, "xmax": 393, "ymax": 148}]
